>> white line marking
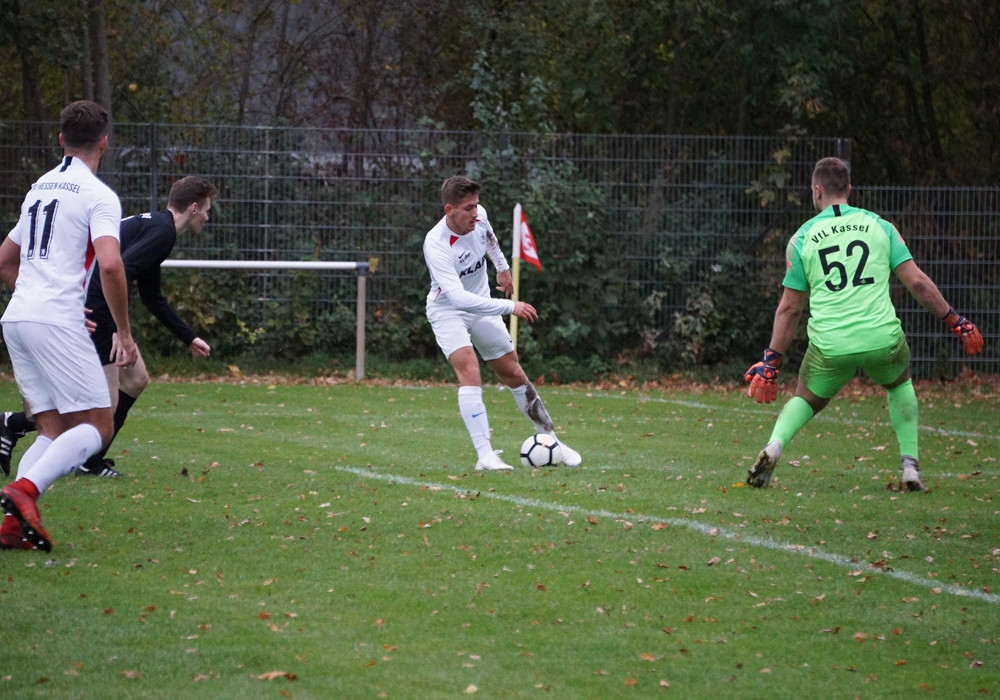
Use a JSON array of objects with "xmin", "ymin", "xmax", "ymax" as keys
[{"xmin": 336, "ymin": 465, "xmax": 1000, "ymax": 607}]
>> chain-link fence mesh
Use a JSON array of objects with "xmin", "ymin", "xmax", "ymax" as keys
[{"xmin": 0, "ymin": 122, "xmax": 995, "ymax": 376}]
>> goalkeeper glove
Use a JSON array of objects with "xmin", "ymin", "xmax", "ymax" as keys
[
  {"xmin": 944, "ymin": 308, "xmax": 984, "ymax": 356},
  {"xmin": 744, "ymin": 348, "xmax": 783, "ymax": 404}
]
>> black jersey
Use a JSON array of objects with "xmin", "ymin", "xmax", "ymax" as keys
[{"xmin": 87, "ymin": 211, "xmax": 197, "ymax": 365}]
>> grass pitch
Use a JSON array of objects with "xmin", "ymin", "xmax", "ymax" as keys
[{"xmin": 1, "ymin": 377, "xmax": 997, "ymax": 698}]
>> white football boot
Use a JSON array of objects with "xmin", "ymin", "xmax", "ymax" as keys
[
  {"xmin": 475, "ymin": 450, "xmax": 514, "ymax": 472},
  {"xmin": 555, "ymin": 439, "xmax": 581, "ymax": 467}
]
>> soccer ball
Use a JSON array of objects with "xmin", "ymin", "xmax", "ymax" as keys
[{"xmin": 520, "ymin": 433, "xmax": 562, "ymax": 468}]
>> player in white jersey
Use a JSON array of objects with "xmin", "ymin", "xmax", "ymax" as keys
[
  {"xmin": 424, "ymin": 175, "xmax": 582, "ymax": 471},
  {"xmin": 0, "ymin": 100, "xmax": 138, "ymax": 551}
]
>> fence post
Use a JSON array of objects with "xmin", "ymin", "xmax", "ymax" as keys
[
  {"xmin": 149, "ymin": 122, "xmax": 158, "ymax": 212},
  {"xmin": 356, "ymin": 264, "xmax": 367, "ymax": 380}
]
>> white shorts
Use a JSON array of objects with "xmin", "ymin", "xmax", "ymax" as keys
[
  {"xmin": 427, "ymin": 305, "xmax": 515, "ymax": 362},
  {"xmin": 2, "ymin": 321, "xmax": 112, "ymax": 416}
]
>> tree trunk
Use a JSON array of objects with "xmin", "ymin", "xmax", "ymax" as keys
[
  {"xmin": 8, "ymin": 0, "xmax": 50, "ymax": 164},
  {"xmin": 86, "ymin": 0, "xmax": 115, "ymax": 176}
]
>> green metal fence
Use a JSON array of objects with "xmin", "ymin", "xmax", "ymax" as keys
[{"xmin": 0, "ymin": 122, "xmax": 996, "ymax": 376}]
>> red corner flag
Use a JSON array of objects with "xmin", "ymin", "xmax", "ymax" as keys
[{"xmin": 516, "ymin": 205, "xmax": 542, "ymax": 272}]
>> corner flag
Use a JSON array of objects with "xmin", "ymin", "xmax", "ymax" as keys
[
  {"xmin": 509, "ymin": 203, "xmax": 542, "ymax": 348},
  {"xmin": 515, "ymin": 205, "xmax": 542, "ymax": 272}
]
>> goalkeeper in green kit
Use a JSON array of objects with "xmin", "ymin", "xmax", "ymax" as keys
[{"xmin": 743, "ymin": 157, "xmax": 984, "ymax": 490}]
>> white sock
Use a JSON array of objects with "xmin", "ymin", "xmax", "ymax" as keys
[
  {"xmin": 458, "ymin": 386, "xmax": 493, "ymax": 458},
  {"xmin": 20, "ymin": 424, "xmax": 103, "ymax": 494},
  {"xmin": 15, "ymin": 435, "xmax": 52, "ymax": 480}
]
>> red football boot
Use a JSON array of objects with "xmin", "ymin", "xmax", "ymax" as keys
[
  {"xmin": 0, "ymin": 480, "xmax": 52, "ymax": 552},
  {"xmin": 0, "ymin": 513, "xmax": 32, "ymax": 550}
]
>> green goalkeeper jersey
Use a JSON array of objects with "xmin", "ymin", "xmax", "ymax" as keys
[{"xmin": 783, "ymin": 203, "xmax": 913, "ymax": 356}]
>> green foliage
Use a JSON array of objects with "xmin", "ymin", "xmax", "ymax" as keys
[
  {"xmin": 522, "ymin": 353, "xmax": 612, "ymax": 384},
  {"xmin": 651, "ymin": 255, "xmax": 780, "ymax": 369},
  {"xmin": 631, "ymin": 152, "xmax": 780, "ymax": 369},
  {"xmin": 366, "ymin": 300, "xmax": 439, "ymax": 364},
  {"xmin": 3, "ymin": 1, "xmax": 1000, "ymax": 182},
  {"xmin": 467, "ymin": 56, "xmax": 643, "ymax": 367}
]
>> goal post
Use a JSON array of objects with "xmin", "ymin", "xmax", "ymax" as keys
[{"xmin": 160, "ymin": 260, "xmax": 370, "ymax": 379}]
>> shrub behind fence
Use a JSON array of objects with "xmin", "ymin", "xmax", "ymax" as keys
[{"xmin": 0, "ymin": 123, "xmax": 995, "ymax": 378}]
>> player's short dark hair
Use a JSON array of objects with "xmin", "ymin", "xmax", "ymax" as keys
[
  {"xmin": 441, "ymin": 176, "xmax": 481, "ymax": 207},
  {"xmin": 168, "ymin": 176, "xmax": 219, "ymax": 210},
  {"xmin": 813, "ymin": 157, "xmax": 851, "ymax": 197},
  {"xmin": 59, "ymin": 100, "xmax": 109, "ymax": 149}
]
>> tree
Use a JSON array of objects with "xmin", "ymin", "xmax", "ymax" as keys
[
  {"xmin": 1, "ymin": 0, "xmax": 1000, "ymax": 184},
  {"xmin": 0, "ymin": 1, "xmax": 71, "ymax": 127}
]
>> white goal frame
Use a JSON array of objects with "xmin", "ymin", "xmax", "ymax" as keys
[{"xmin": 160, "ymin": 260, "xmax": 370, "ymax": 379}]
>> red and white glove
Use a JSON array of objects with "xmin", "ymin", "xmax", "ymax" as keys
[
  {"xmin": 744, "ymin": 348, "xmax": 783, "ymax": 404},
  {"xmin": 944, "ymin": 308, "xmax": 984, "ymax": 356}
]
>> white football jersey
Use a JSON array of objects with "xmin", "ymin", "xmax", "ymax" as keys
[
  {"xmin": 2, "ymin": 156, "xmax": 121, "ymax": 328},
  {"xmin": 424, "ymin": 205, "xmax": 514, "ymax": 316}
]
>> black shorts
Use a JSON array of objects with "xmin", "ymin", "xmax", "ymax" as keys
[{"xmin": 91, "ymin": 328, "xmax": 115, "ymax": 367}]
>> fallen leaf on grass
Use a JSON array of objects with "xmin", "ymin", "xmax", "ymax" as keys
[
  {"xmin": 257, "ymin": 671, "xmax": 297, "ymax": 681},
  {"xmin": 192, "ymin": 671, "xmax": 221, "ymax": 681}
]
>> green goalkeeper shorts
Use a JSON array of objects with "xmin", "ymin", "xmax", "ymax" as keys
[{"xmin": 798, "ymin": 335, "xmax": 911, "ymax": 399}]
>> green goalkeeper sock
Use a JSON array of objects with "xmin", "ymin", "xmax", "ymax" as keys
[
  {"xmin": 769, "ymin": 396, "xmax": 815, "ymax": 450},
  {"xmin": 887, "ymin": 379, "xmax": 919, "ymax": 459}
]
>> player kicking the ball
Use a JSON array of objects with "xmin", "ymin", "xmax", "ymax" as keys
[{"xmin": 423, "ymin": 176, "xmax": 582, "ymax": 472}]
